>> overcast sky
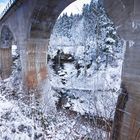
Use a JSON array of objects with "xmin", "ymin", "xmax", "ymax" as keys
[
  {"xmin": 61, "ymin": 0, "xmax": 91, "ymax": 16},
  {"xmin": 0, "ymin": 0, "xmax": 9, "ymax": 14},
  {"xmin": 0, "ymin": 0, "xmax": 91, "ymax": 15}
]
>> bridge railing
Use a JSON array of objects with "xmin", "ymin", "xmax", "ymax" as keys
[{"xmin": 0, "ymin": 0, "xmax": 16, "ymax": 19}]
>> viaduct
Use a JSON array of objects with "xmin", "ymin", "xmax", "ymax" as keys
[{"xmin": 0, "ymin": 0, "xmax": 139, "ymax": 139}]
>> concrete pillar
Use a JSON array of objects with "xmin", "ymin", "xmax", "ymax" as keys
[
  {"xmin": 112, "ymin": 39, "xmax": 140, "ymax": 140},
  {"xmin": 103, "ymin": 0, "xmax": 140, "ymax": 139},
  {"xmin": 112, "ymin": 38, "xmax": 140, "ymax": 140},
  {"xmin": 20, "ymin": 39, "xmax": 49, "ymax": 91},
  {"xmin": 0, "ymin": 48, "xmax": 12, "ymax": 79}
]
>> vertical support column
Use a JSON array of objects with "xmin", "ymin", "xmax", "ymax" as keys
[
  {"xmin": 20, "ymin": 38, "xmax": 49, "ymax": 91},
  {"xmin": 0, "ymin": 48, "xmax": 12, "ymax": 79},
  {"xmin": 26, "ymin": 39, "xmax": 48, "ymax": 89},
  {"xmin": 112, "ymin": 39, "xmax": 140, "ymax": 140},
  {"xmin": 111, "ymin": 0, "xmax": 140, "ymax": 137}
]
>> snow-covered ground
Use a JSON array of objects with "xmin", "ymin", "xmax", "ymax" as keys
[
  {"xmin": 0, "ymin": 75, "xmax": 110, "ymax": 140},
  {"xmin": 48, "ymin": 55, "xmax": 123, "ymax": 119},
  {"xmin": 48, "ymin": 33, "xmax": 124, "ymax": 120},
  {"xmin": 0, "ymin": 94, "xmax": 42, "ymax": 140},
  {"xmin": 0, "ymin": 38, "xmax": 123, "ymax": 140},
  {"xmin": 0, "ymin": 46, "xmax": 112, "ymax": 140}
]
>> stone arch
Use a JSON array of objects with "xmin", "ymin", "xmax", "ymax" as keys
[
  {"xmin": 26, "ymin": 1, "xmax": 140, "ymax": 139},
  {"xmin": 0, "ymin": 25, "xmax": 15, "ymax": 79},
  {"xmin": 24, "ymin": 0, "xmax": 76, "ymax": 89},
  {"xmin": 30, "ymin": 0, "xmax": 75, "ymax": 39},
  {"xmin": 29, "ymin": 0, "xmax": 126, "ymax": 135}
]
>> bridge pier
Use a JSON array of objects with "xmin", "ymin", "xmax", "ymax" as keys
[
  {"xmin": 103, "ymin": 0, "xmax": 140, "ymax": 139},
  {"xmin": 20, "ymin": 39, "xmax": 49, "ymax": 91},
  {"xmin": 111, "ymin": 39, "xmax": 140, "ymax": 140},
  {"xmin": 0, "ymin": 48, "xmax": 12, "ymax": 79},
  {"xmin": 113, "ymin": 39, "xmax": 140, "ymax": 140}
]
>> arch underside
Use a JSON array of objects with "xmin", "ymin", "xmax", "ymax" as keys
[
  {"xmin": 29, "ymin": 0, "xmax": 140, "ymax": 139},
  {"xmin": 30, "ymin": 0, "xmax": 140, "ymax": 139},
  {"xmin": 24, "ymin": 0, "xmax": 76, "ymax": 88},
  {"xmin": 30, "ymin": 0, "xmax": 75, "ymax": 39}
]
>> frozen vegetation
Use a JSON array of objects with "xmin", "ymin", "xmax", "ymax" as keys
[
  {"xmin": 48, "ymin": 0, "xmax": 124, "ymax": 121},
  {"xmin": 0, "ymin": 0, "xmax": 125, "ymax": 139}
]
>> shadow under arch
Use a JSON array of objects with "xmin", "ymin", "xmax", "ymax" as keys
[
  {"xmin": 30, "ymin": 0, "xmax": 76, "ymax": 39},
  {"xmin": 0, "ymin": 25, "xmax": 15, "ymax": 79}
]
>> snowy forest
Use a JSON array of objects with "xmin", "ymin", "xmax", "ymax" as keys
[{"xmin": 0, "ymin": 0, "xmax": 125, "ymax": 139}]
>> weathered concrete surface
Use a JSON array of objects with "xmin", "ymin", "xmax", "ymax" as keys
[
  {"xmin": 23, "ymin": 39, "xmax": 48, "ymax": 89},
  {"xmin": 104, "ymin": 0, "xmax": 140, "ymax": 139},
  {"xmin": 0, "ymin": 48, "xmax": 12, "ymax": 79},
  {"xmin": 0, "ymin": 25, "xmax": 13, "ymax": 78},
  {"xmin": 0, "ymin": 0, "xmax": 140, "ymax": 139}
]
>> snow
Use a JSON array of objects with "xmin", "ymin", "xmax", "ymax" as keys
[
  {"xmin": 129, "ymin": 40, "xmax": 135, "ymax": 48},
  {"xmin": 0, "ymin": 47, "xmax": 111, "ymax": 139},
  {"xmin": 106, "ymin": 37, "xmax": 116, "ymax": 43},
  {"xmin": 48, "ymin": 1, "xmax": 125, "ymax": 124},
  {"xmin": 12, "ymin": 45, "xmax": 17, "ymax": 56},
  {"xmin": 0, "ymin": 94, "xmax": 41, "ymax": 140},
  {"xmin": 48, "ymin": 32, "xmax": 124, "ymax": 119}
]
